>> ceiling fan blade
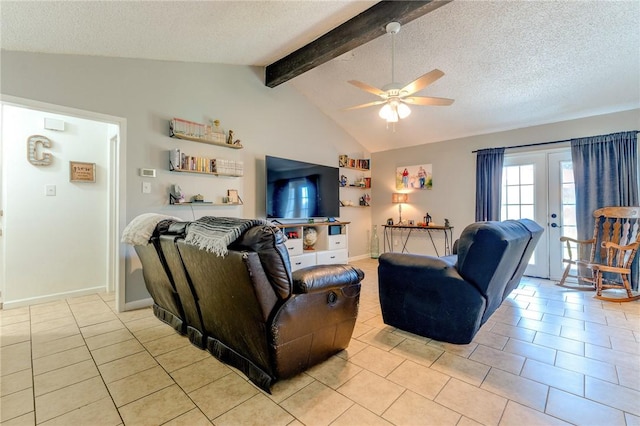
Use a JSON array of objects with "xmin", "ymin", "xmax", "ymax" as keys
[
  {"xmin": 401, "ymin": 69, "xmax": 445, "ymax": 96},
  {"xmin": 348, "ymin": 80, "xmax": 387, "ymax": 97},
  {"xmin": 404, "ymin": 96, "xmax": 454, "ymax": 106},
  {"xmin": 343, "ymin": 100, "xmax": 386, "ymax": 111}
]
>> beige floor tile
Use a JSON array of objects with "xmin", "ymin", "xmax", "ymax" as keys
[
  {"xmin": 521, "ymin": 358, "xmax": 584, "ymax": 396},
  {"xmin": 383, "ymin": 390, "xmax": 460, "ymax": 426},
  {"xmin": 171, "ymin": 356, "xmax": 231, "ymax": 393},
  {"xmin": 34, "ymin": 359, "xmax": 99, "ymax": 396},
  {"xmin": 190, "ymin": 373, "xmax": 259, "ymax": 420},
  {"xmin": 389, "ymin": 338, "xmax": 444, "ymax": 367},
  {"xmin": 155, "ymin": 342, "xmax": 209, "ymax": 372},
  {"xmin": 541, "ymin": 312, "xmax": 585, "ymax": 329},
  {"xmin": 335, "ymin": 338, "xmax": 367, "ymax": 360},
  {"xmin": 30, "ymin": 315, "xmax": 76, "ymax": 333},
  {"xmin": 586, "ymin": 343, "xmax": 640, "ymax": 370},
  {"xmin": 351, "ymin": 321, "xmax": 374, "ymax": 339},
  {"xmin": 0, "ymin": 369, "xmax": 32, "ymax": 397},
  {"xmin": 555, "ymin": 350, "xmax": 618, "ymax": 382},
  {"xmin": 31, "ymin": 323, "xmax": 80, "ymax": 345},
  {"xmin": 214, "ymin": 393, "xmax": 294, "ymax": 426},
  {"xmin": 357, "ymin": 327, "xmax": 405, "ymax": 351},
  {"xmin": 0, "ymin": 306, "xmax": 30, "ymax": 321},
  {"xmin": 625, "ymin": 412, "xmax": 640, "ymax": 426},
  {"xmin": 0, "ymin": 341, "xmax": 32, "ymax": 376},
  {"xmin": 31, "ymin": 333, "xmax": 85, "ymax": 359},
  {"xmin": 610, "ymin": 335, "xmax": 640, "ymax": 355},
  {"xmin": 107, "ymin": 365, "xmax": 174, "ymax": 407},
  {"xmin": 503, "ymin": 338, "xmax": 557, "ymax": 365},
  {"xmin": 74, "ymin": 310, "xmax": 120, "ymax": 328},
  {"xmin": 98, "ymin": 351, "xmax": 158, "ymax": 383},
  {"xmin": 337, "ymin": 370, "xmax": 403, "ymax": 415},
  {"xmin": 142, "ymin": 332, "xmax": 190, "ymax": 357},
  {"xmin": 472, "ymin": 329, "xmax": 510, "ymax": 350},
  {"xmin": 29, "ymin": 307, "xmax": 72, "ymax": 325},
  {"xmin": 0, "ymin": 388, "xmax": 34, "ymax": 422},
  {"xmin": 280, "ymin": 380, "xmax": 353, "ymax": 426},
  {"xmin": 119, "ymin": 384, "xmax": 194, "ymax": 425},
  {"xmin": 267, "ymin": 373, "xmax": 315, "ymax": 404},
  {"xmin": 431, "ymin": 352, "xmax": 490, "ymax": 386},
  {"xmin": 91, "ymin": 338, "xmax": 145, "ymax": 365},
  {"xmin": 80, "ymin": 319, "xmax": 126, "ymax": 339},
  {"xmin": 32, "ymin": 345, "xmax": 91, "ymax": 375},
  {"xmin": 332, "ymin": 404, "xmax": 393, "ymax": 426},
  {"xmin": 39, "ymin": 396, "xmax": 121, "ymax": 426},
  {"xmin": 0, "ymin": 313, "xmax": 30, "ymax": 327},
  {"xmin": 348, "ymin": 345, "xmax": 404, "ymax": 377},
  {"xmin": 0, "ymin": 411, "xmax": 35, "ymax": 426},
  {"xmin": 387, "ymin": 359, "xmax": 449, "ymax": 400},
  {"xmin": 84, "ymin": 328, "xmax": 134, "ymax": 351},
  {"xmin": 428, "ymin": 340, "xmax": 478, "ymax": 358},
  {"xmin": 0, "ymin": 321, "xmax": 30, "ymax": 347},
  {"xmin": 560, "ymin": 325, "xmax": 612, "ymax": 347},
  {"xmin": 481, "ymin": 368, "xmax": 549, "ymax": 412},
  {"xmin": 35, "ymin": 376, "xmax": 109, "ymax": 423},
  {"xmin": 116, "ymin": 307, "xmax": 154, "ymax": 323},
  {"xmin": 617, "ymin": 364, "xmax": 640, "ymax": 391},
  {"xmin": 533, "ymin": 331, "xmax": 585, "ymax": 356},
  {"xmin": 546, "ymin": 387, "xmax": 626, "ymax": 425},
  {"xmin": 66, "ymin": 293, "xmax": 103, "ymax": 305},
  {"xmin": 163, "ymin": 408, "xmax": 212, "ymax": 426},
  {"xmin": 124, "ymin": 315, "xmax": 164, "ymax": 332},
  {"xmin": 490, "ymin": 322, "xmax": 537, "ymax": 342},
  {"xmin": 585, "ymin": 376, "xmax": 640, "ymax": 416},
  {"xmin": 499, "ymin": 400, "xmax": 571, "ymax": 426},
  {"xmin": 469, "ymin": 344, "xmax": 525, "ymax": 374},
  {"xmin": 131, "ymin": 322, "xmax": 176, "ymax": 343},
  {"xmin": 517, "ymin": 317, "xmax": 562, "ymax": 335},
  {"xmin": 304, "ymin": 354, "xmax": 362, "ymax": 389},
  {"xmin": 435, "ymin": 378, "xmax": 507, "ymax": 425}
]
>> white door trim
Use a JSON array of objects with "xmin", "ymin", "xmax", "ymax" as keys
[{"xmin": 1, "ymin": 95, "xmax": 127, "ymax": 312}]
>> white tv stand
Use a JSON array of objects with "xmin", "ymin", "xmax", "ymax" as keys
[{"xmin": 275, "ymin": 222, "xmax": 349, "ymax": 271}]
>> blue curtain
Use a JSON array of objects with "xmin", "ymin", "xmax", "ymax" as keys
[
  {"xmin": 475, "ymin": 148, "xmax": 505, "ymax": 221},
  {"xmin": 571, "ymin": 130, "xmax": 639, "ymax": 288}
]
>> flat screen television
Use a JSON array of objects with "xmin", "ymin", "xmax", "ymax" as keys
[{"xmin": 266, "ymin": 155, "xmax": 339, "ymax": 220}]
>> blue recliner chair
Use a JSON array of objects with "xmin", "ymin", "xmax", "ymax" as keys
[{"xmin": 378, "ymin": 219, "xmax": 543, "ymax": 344}]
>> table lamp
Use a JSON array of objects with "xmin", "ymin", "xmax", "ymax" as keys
[{"xmin": 392, "ymin": 193, "xmax": 409, "ymax": 224}]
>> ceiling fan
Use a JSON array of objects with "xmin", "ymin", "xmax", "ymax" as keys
[{"xmin": 345, "ymin": 22, "xmax": 454, "ymax": 124}]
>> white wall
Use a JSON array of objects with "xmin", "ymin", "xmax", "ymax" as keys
[
  {"xmin": 1, "ymin": 105, "xmax": 110, "ymax": 304},
  {"xmin": 371, "ymin": 109, "xmax": 640, "ymax": 255},
  {"xmin": 1, "ymin": 51, "xmax": 371, "ymax": 304}
]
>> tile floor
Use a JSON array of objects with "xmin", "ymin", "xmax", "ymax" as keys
[{"xmin": 1, "ymin": 258, "xmax": 639, "ymax": 425}]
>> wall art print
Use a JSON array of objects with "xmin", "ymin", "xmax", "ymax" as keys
[{"xmin": 396, "ymin": 164, "xmax": 432, "ymax": 190}]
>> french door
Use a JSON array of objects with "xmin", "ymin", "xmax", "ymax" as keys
[{"xmin": 501, "ymin": 150, "xmax": 573, "ymax": 279}]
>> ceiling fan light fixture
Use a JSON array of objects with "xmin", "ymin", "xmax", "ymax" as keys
[
  {"xmin": 397, "ymin": 102, "xmax": 411, "ymax": 119},
  {"xmin": 379, "ymin": 102, "xmax": 399, "ymax": 122}
]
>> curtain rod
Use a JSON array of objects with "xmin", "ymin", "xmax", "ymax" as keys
[{"xmin": 471, "ymin": 130, "xmax": 639, "ymax": 154}]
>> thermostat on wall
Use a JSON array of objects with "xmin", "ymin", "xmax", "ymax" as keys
[{"xmin": 139, "ymin": 168, "xmax": 156, "ymax": 178}]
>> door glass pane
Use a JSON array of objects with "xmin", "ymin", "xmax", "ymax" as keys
[
  {"xmin": 501, "ymin": 163, "xmax": 536, "ymax": 264},
  {"xmin": 559, "ymin": 161, "xmax": 578, "ymax": 272}
]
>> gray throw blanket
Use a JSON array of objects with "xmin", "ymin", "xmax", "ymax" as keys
[{"xmin": 185, "ymin": 217, "xmax": 271, "ymax": 256}]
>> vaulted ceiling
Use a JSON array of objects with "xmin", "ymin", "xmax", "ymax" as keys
[{"xmin": 2, "ymin": 1, "xmax": 639, "ymax": 152}]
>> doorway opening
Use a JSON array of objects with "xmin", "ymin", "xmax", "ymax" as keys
[{"xmin": 1, "ymin": 96, "xmax": 127, "ymax": 311}]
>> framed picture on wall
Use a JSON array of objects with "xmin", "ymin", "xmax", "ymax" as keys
[
  {"xmin": 70, "ymin": 161, "xmax": 96, "ymax": 183},
  {"xmin": 227, "ymin": 189, "xmax": 239, "ymax": 204}
]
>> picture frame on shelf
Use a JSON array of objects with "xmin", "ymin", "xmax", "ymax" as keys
[{"xmin": 227, "ymin": 189, "xmax": 239, "ymax": 203}]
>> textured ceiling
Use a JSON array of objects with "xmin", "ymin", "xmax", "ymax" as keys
[{"xmin": 2, "ymin": 1, "xmax": 639, "ymax": 153}]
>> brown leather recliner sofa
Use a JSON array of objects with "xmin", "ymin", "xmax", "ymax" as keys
[{"xmin": 123, "ymin": 215, "xmax": 364, "ymax": 392}]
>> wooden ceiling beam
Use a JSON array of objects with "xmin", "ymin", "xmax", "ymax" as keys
[{"xmin": 265, "ymin": 0, "xmax": 452, "ymax": 88}]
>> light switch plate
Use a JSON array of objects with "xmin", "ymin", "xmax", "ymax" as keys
[
  {"xmin": 45, "ymin": 184, "xmax": 56, "ymax": 196},
  {"xmin": 142, "ymin": 182, "xmax": 151, "ymax": 194}
]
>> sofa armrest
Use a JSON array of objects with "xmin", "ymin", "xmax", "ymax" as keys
[{"xmin": 292, "ymin": 264, "xmax": 364, "ymax": 294}]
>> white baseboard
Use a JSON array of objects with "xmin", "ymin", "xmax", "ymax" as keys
[
  {"xmin": 2, "ymin": 286, "xmax": 106, "ymax": 310},
  {"xmin": 124, "ymin": 297, "xmax": 154, "ymax": 311}
]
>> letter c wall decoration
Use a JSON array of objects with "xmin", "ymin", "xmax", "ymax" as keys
[{"xmin": 27, "ymin": 135, "xmax": 53, "ymax": 166}]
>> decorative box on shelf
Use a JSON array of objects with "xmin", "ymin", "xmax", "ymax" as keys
[
  {"xmin": 338, "ymin": 155, "xmax": 370, "ymax": 170},
  {"xmin": 169, "ymin": 118, "xmax": 243, "ymax": 149}
]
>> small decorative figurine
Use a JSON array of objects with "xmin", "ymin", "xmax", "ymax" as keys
[
  {"xmin": 444, "ymin": 218, "xmax": 450, "ymax": 228},
  {"xmin": 340, "ymin": 175, "xmax": 348, "ymax": 187},
  {"xmin": 227, "ymin": 130, "xmax": 234, "ymax": 145}
]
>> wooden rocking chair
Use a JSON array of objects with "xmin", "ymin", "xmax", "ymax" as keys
[{"xmin": 558, "ymin": 206, "xmax": 640, "ymax": 301}]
